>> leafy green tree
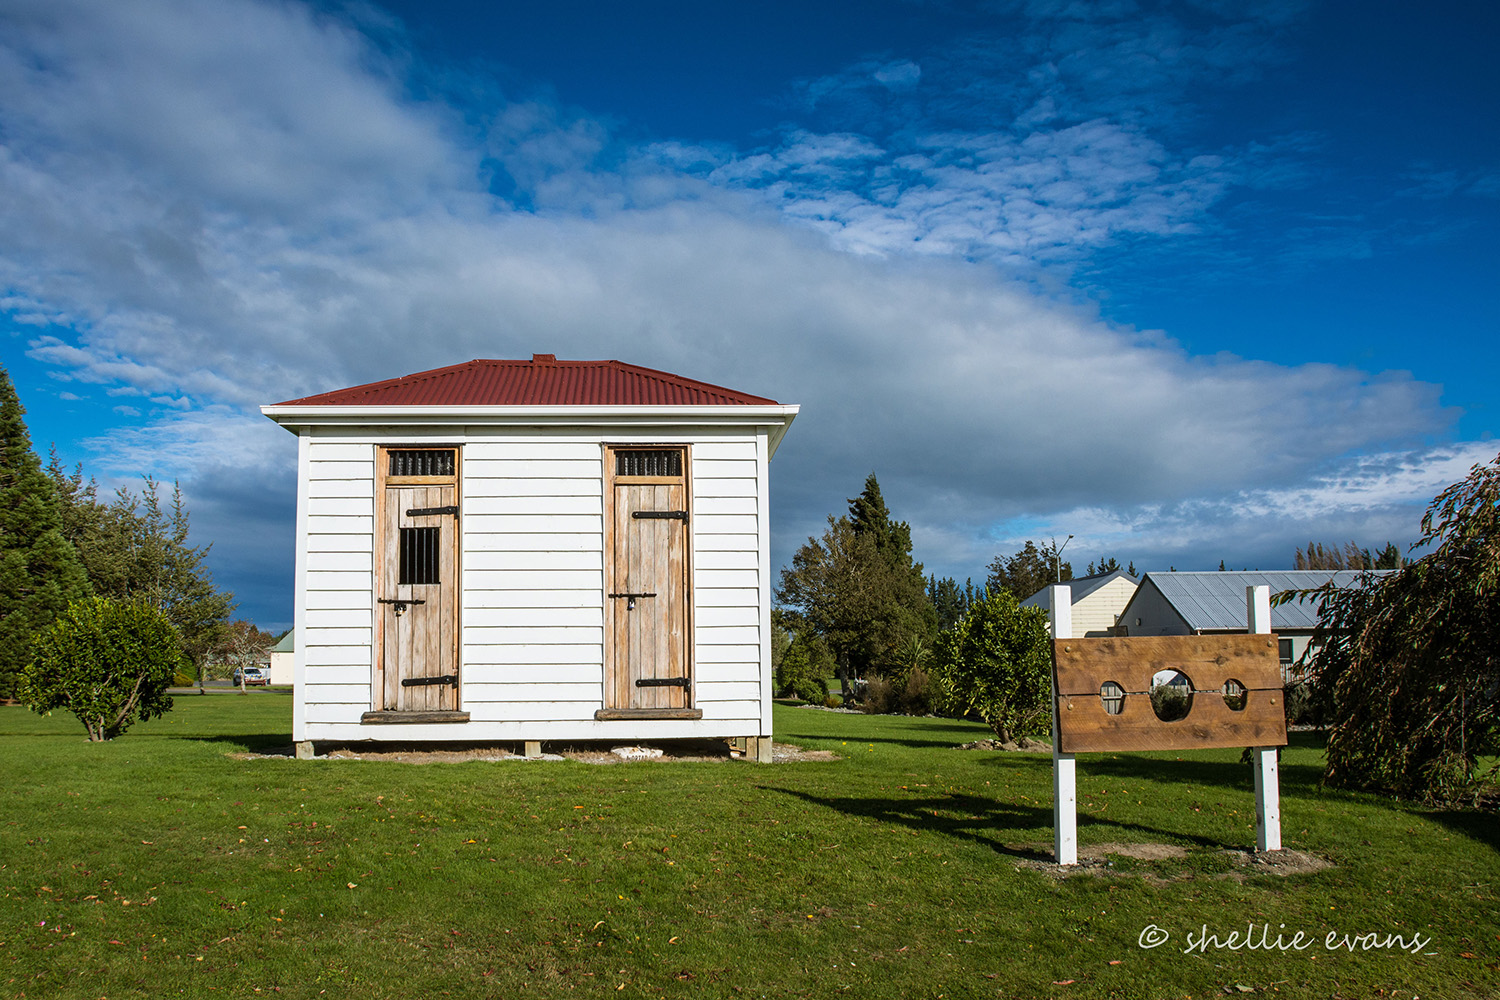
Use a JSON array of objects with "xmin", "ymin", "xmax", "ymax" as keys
[
  {"xmin": 929, "ymin": 590, "xmax": 1052, "ymax": 743},
  {"xmin": 47, "ymin": 466, "xmax": 234, "ymax": 688},
  {"xmin": 219, "ymin": 619, "xmax": 276, "ymax": 690},
  {"xmin": 985, "ymin": 540, "xmax": 1071, "ymax": 601},
  {"xmin": 778, "ymin": 477, "xmax": 935, "ymax": 694},
  {"xmin": 0, "ymin": 367, "xmax": 90, "ymax": 700},
  {"xmin": 1280, "ymin": 454, "xmax": 1500, "ymax": 804},
  {"xmin": 777, "ymin": 516, "xmax": 893, "ymax": 693},
  {"xmin": 771, "ymin": 610, "xmax": 835, "ymax": 702},
  {"xmin": 22, "ymin": 596, "xmax": 181, "ymax": 741}
]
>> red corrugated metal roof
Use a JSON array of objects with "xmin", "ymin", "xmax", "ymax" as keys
[{"xmin": 273, "ymin": 356, "xmax": 779, "ymax": 407}]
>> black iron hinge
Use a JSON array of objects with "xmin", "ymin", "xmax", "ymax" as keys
[
  {"xmin": 631, "ymin": 510, "xmax": 687, "ymax": 521},
  {"xmin": 401, "ymin": 674, "xmax": 459, "ymax": 688}
]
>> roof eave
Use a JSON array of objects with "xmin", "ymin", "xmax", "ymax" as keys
[{"xmin": 260, "ymin": 403, "xmax": 801, "ymax": 454}]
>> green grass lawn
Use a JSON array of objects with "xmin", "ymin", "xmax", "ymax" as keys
[{"xmin": 2, "ymin": 694, "xmax": 1495, "ymax": 999}]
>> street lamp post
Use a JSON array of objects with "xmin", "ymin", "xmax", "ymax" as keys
[{"xmin": 1054, "ymin": 534, "xmax": 1074, "ymax": 582}]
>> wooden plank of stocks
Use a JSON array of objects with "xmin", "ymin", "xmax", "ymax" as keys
[{"xmin": 1051, "ymin": 635, "xmax": 1288, "ymax": 753}]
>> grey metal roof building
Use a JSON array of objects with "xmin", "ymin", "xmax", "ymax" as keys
[{"xmin": 1120, "ymin": 570, "xmax": 1389, "ymax": 634}]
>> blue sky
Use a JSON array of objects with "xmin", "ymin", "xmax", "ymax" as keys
[{"xmin": 1, "ymin": 0, "xmax": 1496, "ymax": 629}]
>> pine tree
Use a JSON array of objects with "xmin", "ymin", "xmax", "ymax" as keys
[
  {"xmin": 0, "ymin": 367, "xmax": 90, "ymax": 700},
  {"xmin": 928, "ymin": 575, "xmax": 969, "ymax": 631},
  {"xmin": 845, "ymin": 474, "xmax": 935, "ymax": 658},
  {"xmin": 985, "ymin": 540, "xmax": 1072, "ymax": 600},
  {"xmin": 1086, "ymin": 556, "xmax": 1123, "ymax": 576},
  {"xmin": 848, "ymin": 474, "xmax": 920, "ymax": 582}
]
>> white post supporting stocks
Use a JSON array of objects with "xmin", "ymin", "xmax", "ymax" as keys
[
  {"xmin": 1247, "ymin": 585, "xmax": 1283, "ymax": 852},
  {"xmin": 1050, "ymin": 584, "xmax": 1077, "ymax": 866}
]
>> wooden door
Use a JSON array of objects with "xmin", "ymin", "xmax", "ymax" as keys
[
  {"xmin": 605, "ymin": 447, "xmax": 691, "ymax": 713},
  {"xmin": 377, "ymin": 448, "xmax": 459, "ymax": 713}
]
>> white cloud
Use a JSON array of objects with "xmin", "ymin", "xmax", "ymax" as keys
[{"xmin": 0, "ymin": 0, "xmax": 1482, "ymax": 616}]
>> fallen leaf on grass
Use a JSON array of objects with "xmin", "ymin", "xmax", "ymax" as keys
[
  {"xmin": 1108, "ymin": 960, "xmax": 1122, "ymax": 965},
  {"xmin": 1052, "ymin": 980, "xmax": 1075, "ymax": 986}
]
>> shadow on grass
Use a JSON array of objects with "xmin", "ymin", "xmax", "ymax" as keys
[
  {"xmin": 1056, "ymin": 755, "xmax": 1326, "ymax": 794},
  {"xmin": 780, "ymin": 726, "xmax": 986, "ymax": 751},
  {"xmin": 1427, "ymin": 807, "xmax": 1500, "ymax": 852},
  {"xmin": 763, "ymin": 785, "xmax": 1237, "ymax": 861},
  {"xmin": 179, "ymin": 732, "xmax": 295, "ymax": 754},
  {"xmin": 959, "ymin": 733, "xmax": 1328, "ymax": 795}
]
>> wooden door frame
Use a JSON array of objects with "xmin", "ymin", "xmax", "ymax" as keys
[
  {"xmin": 598, "ymin": 443, "xmax": 699, "ymax": 720},
  {"xmin": 367, "ymin": 444, "xmax": 465, "ymax": 721}
]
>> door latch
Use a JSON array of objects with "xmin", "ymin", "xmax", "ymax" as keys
[
  {"xmin": 631, "ymin": 510, "xmax": 687, "ymax": 521},
  {"xmin": 608, "ymin": 591, "xmax": 656, "ymax": 611},
  {"xmin": 378, "ymin": 597, "xmax": 427, "ymax": 615}
]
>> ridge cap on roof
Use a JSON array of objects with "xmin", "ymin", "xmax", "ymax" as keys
[{"xmin": 268, "ymin": 356, "xmax": 781, "ymax": 407}]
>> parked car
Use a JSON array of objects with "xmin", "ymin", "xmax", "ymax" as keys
[{"xmin": 233, "ymin": 666, "xmax": 270, "ymax": 686}]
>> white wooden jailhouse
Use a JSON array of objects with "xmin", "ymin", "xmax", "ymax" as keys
[{"xmin": 261, "ymin": 356, "xmax": 798, "ymax": 759}]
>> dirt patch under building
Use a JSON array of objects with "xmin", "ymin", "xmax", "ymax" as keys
[{"xmin": 232, "ymin": 738, "xmax": 840, "ymax": 764}]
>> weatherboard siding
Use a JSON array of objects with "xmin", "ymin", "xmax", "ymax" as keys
[
  {"xmin": 299, "ymin": 439, "xmax": 377, "ymax": 728},
  {"xmin": 459, "ymin": 439, "xmax": 606, "ymax": 719},
  {"xmin": 456, "ymin": 434, "xmax": 764, "ymax": 724},
  {"xmin": 1071, "ymin": 577, "xmax": 1139, "ymax": 636},
  {"xmin": 688, "ymin": 438, "xmax": 765, "ymax": 722},
  {"xmin": 294, "ymin": 428, "xmax": 769, "ymax": 737}
]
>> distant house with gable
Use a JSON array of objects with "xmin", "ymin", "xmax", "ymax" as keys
[
  {"xmin": 269, "ymin": 630, "xmax": 294, "ymax": 686},
  {"xmin": 1117, "ymin": 570, "xmax": 1390, "ymax": 679},
  {"xmin": 1021, "ymin": 568, "xmax": 1139, "ymax": 637}
]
